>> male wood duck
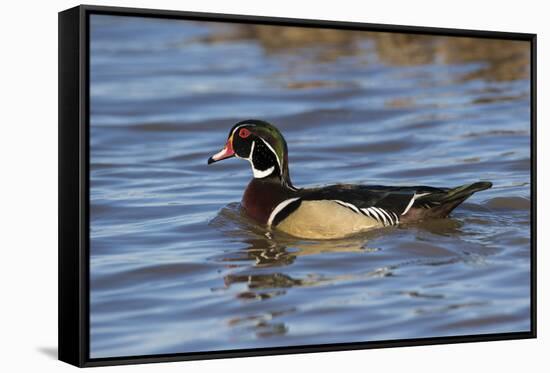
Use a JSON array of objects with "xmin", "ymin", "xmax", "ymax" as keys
[{"xmin": 208, "ymin": 119, "xmax": 492, "ymax": 239}]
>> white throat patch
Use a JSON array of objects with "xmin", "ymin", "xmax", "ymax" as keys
[{"xmin": 240, "ymin": 140, "xmax": 275, "ymax": 179}]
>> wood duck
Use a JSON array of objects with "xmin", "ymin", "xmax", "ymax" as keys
[{"xmin": 208, "ymin": 119, "xmax": 492, "ymax": 239}]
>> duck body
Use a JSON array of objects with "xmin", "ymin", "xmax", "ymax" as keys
[
  {"xmin": 208, "ymin": 119, "xmax": 492, "ymax": 240},
  {"xmin": 241, "ymin": 177, "xmax": 491, "ymax": 239}
]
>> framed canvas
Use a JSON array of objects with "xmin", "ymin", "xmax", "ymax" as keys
[{"xmin": 58, "ymin": 4, "xmax": 537, "ymax": 367}]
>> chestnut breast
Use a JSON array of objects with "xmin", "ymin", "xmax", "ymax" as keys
[{"xmin": 241, "ymin": 179, "xmax": 294, "ymax": 225}]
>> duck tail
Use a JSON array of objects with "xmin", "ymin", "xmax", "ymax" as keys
[{"xmin": 416, "ymin": 181, "xmax": 492, "ymax": 218}]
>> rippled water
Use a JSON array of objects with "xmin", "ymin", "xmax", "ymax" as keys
[{"xmin": 89, "ymin": 15, "xmax": 532, "ymax": 358}]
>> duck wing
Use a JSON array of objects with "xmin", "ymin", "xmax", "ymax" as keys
[
  {"xmin": 298, "ymin": 184, "xmax": 450, "ymax": 226},
  {"xmin": 270, "ymin": 182, "xmax": 492, "ymax": 228}
]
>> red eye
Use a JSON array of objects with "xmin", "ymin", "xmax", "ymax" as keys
[{"xmin": 239, "ymin": 128, "xmax": 251, "ymax": 138}]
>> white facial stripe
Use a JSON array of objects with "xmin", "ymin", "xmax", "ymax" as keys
[
  {"xmin": 268, "ymin": 197, "xmax": 301, "ymax": 227},
  {"xmin": 245, "ymin": 140, "xmax": 275, "ymax": 179},
  {"xmin": 259, "ymin": 137, "xmax": 282, "ymax": 176},
  {"xmin": 249, "ymin": 140, "xmax": 255, "ymax": 159}
]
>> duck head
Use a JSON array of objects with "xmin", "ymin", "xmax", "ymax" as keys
[{"xmin": 208, "ymin": 119, "xmax": 294, "ymax": 187}]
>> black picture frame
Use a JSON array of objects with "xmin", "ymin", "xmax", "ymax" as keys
[{"xmin": 59, "ymin": 4, "xmax": 537, "ymax": 368}]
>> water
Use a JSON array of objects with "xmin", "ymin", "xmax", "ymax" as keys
[{"xmin": 89, "ymin": 15, "xmax": 532, "ymax": 358}]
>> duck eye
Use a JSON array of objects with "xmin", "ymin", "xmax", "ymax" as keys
[{"xmin": 239, "ymin": 128, "xmax": 251, "ymax": 138}]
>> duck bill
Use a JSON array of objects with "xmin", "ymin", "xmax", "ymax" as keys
[{"xmin": 207, "ymin": 139, "xmax": 235, "ymax": 164}]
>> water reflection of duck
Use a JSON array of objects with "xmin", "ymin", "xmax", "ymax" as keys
[
  {"xmin": 224, "ymin": 236, "xmax": 371, "ymax": 267},
  {"xmin": 210, "ymin": 204, "xmax": 378, "ymax": 270},
  {"xmin": 208, "ymin": 120, "xmax": 492, "ymax": 239}
]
